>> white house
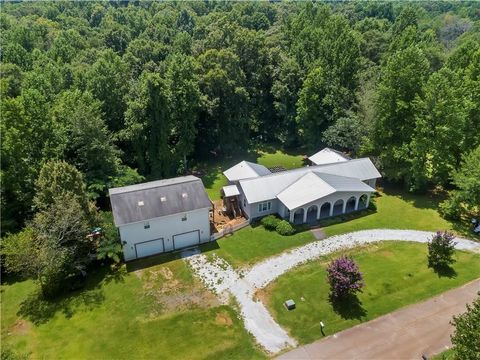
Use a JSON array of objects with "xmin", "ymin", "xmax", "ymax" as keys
[
  {"xmin": 109, "ymin": 176, "xmax": 212, "ymax": 261},
  {"xmin": 223, "ymin": 150, "xmax": 381, "ymax": 224}
]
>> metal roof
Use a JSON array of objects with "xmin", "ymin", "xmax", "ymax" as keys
[
  {"xmin": 277, "ymin": 172, "xmax": 336, "ymax": 210},
  {"xmin": 223, "ymin": 161, "xmax": 271, "ymax": 182},
  {"xmin": 277, "ymin": 172, "xmax": 375, "ymax": 210},
  {"xmin": 222, "ymin": 185, "xmax": 240, "ymax": 197},
  {"xmin": 239, "ymin": 158, "xmax": 381, "ymax": 204},
  {"xmin": 309, "ymin": 147, "xmax": 350, "ymax": 165},
  {"xmin": 109, "ymin": 176, "xmax": 212, "ymax": 226}
]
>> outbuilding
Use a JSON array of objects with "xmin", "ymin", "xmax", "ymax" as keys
[{"xmin": 109, "ymin": 176, "xmax": 212, "ymax": 261}]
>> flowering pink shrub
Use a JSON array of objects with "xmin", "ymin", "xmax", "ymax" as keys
[{"xmin": 326, "ymin": 256, "xmax": 364, "ymax": 299}]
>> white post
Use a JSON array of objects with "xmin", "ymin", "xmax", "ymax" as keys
[
  {"xmin": 289, "ymin": 210, "xmax": 294, "ymax": 223},
  {"xmin": 342, "ymin": 200, "xmax": 347, "ymax": 214},
  {"xmin": 355, "ymin": 197, "xmax": 360, "ymax": 211},
  {"xmin": 303, "ymin": 208, "xmax": 308, "ymax": 223},
  {"xmin": 317, "ymin": 205, "xmax": 321, "ymax": 220},
  {"xmin": 366, "ymin": 195, "xmax": 371, "ymax": 208},
  {"xmin": 329, "ymin": 203, "xmax": 334, "ymax": 217}
]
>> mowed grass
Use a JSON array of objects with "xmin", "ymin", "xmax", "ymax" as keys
[
  {"xmin": 323, "ymin": 189, "xmax": 456, "ymax": 237},
  {"xmin": 202, "ymin": 224, "xmax": 315, "ymax": 268},
  {"xmin": 1, "ymin": 256, "xmax": 265, "ymax": 360},
  {"xmin": 264, "ymin": 241, "xmax": 480, "ymax": 345},
  {"xmin": 199, "ymin": 150, "xmax": 304, "ymax": 200}
]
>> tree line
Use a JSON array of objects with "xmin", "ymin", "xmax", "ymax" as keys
[{"xmin": 1, "ymin": 1, "xmax": 479, "ymax": 236}]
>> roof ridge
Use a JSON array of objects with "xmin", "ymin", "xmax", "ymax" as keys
[{"xmin": 109, "ymin": 176, "xmax": 200, "ymax": 195}]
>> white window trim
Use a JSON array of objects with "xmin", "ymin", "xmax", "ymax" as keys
[{"xmin": 258, "ymin": 201, "xmax": 272, "ymax": 213}]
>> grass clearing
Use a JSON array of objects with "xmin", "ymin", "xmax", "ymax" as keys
[
  {"xmin": 1, "ymin": 255, "xmax": 265, "ymax": 360},
  {"xmin": 263, "ymin": 241, "xmax": 480, "ymax": 345}
]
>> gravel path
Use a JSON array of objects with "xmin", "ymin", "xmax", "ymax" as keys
[{"xmin": 184, "ymin": 229, "xmax": 480, "ymax": 354}]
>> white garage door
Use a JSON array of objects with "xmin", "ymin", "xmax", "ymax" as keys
[
  {"xmin": 135, "ymin": 238, "xmax": 164, "ymax": 258},
  {"xmin": 173, "ymin": 230, "xmax": 200, "ymax": 250}
]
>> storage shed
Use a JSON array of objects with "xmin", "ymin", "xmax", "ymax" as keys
[{"xmin": 109, "ymin": 176, "xmax": 212, "ymax": 261}]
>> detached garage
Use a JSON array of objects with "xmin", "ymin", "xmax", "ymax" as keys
[{"xmin": 109, "ymin": 175, "xmax": 212, "ymax": 261}]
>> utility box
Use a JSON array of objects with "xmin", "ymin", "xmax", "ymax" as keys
[{"xmin": 284, "ymin": 299, "xmax": 296, "ymax": 310}]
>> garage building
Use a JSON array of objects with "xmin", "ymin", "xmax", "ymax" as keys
[{"xmin": 109, "ymin": 176, "xmax": 212, "ymax": 261}]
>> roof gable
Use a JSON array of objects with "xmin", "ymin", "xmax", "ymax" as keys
[
  {"xmin": 309, "ymin": 147, "xmax": 350, "ymax": 165},
  {"xmin": 223, "ymin": 161, "xmax": 271, "ymax": 182}
]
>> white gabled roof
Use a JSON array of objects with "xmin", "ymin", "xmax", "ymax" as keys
[
  {"xmin": 239, "ymin": 157, "xmax": 381, "ymax": 204},
  {"xmin": 223, "ymin": 161, "xmax": 271, "ymax": 182},
  {"xmin": 222, "ymin": 185, "xmax": 240, "ymax": 197},
  {"xmin": 277, "ymin": 172, "xmax": 336, "ymax": 210},
  {"xmin": 309, "ymin": 147, "xmax": 350, "ymax": 165}
]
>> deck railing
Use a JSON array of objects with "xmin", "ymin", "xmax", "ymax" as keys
[{"xmin": 211, "ymin": 219, "xmax": 250, "ymax": 241}]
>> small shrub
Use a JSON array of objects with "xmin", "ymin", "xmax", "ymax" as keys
[
  {"xmin": 275, "ymin": 220, "xmax": 295, "ymax": 236},
  {"xmin": 261, "ymin": 215, "xmax": 280, "ymax": 231},
  {"xmin": 326, "ymin": 256, "xmax": 364, "ymax": 299},
  {"xmin": 427, "ymin": 231, "xmax": 457, "ymax": 269}
]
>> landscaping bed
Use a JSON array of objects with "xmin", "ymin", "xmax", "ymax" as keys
[{"xmin": 262, "ymin": 241, "xmax": 480, "ymax": 345}]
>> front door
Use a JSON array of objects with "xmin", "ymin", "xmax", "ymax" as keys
[{"xmin": 164, "ymin": 237, "xmax": 174, "ymax": 252}]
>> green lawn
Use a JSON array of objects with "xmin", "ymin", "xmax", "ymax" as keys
[
  {"xmin": 323, "ymin": 189, "xmax": 455, "ymax": 237},
  {"xmin": 1, "ymin": 256, "xmax": 265, "ymax": 360},
  {"xmin": 263, "ymin": 241, "xmax": 480, "ymax": 345},
  {"xmin": 198, "ymin": 150, "xmax": 304, "ymax": 200},
  {"xmin": 432, "ymin": 348, "xmax": 456, "ymax": 360},
  {"xmin": 202, "ymin": 224, "xmax": 315, "ymax": 269}
]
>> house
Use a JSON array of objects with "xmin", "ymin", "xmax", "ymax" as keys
[
  {"xmin": 109, "ymin": 176, "xmax": 212, "ymax": 261},
  {"xmin": 222, "ymin": 151, "xmax": 381, "ymax": 224},
  {"xmin": 308, "ymin": 147, "xmax": 351, "ymax": 165},
  {"xmin": 223, "ymin": 160, "xmax": 271, "ymax": 183}
]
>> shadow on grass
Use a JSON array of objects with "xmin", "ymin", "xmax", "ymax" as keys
[
  {"xmin": 330, "ymin": 293, "xmax": 367, "ymax": 320},
  {"xmin": 432, "ymin": 264, "xmax": 458, "ymax": 279}
]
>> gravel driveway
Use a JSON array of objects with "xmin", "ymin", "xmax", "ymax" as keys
[{"xmin": 184, "ymin": 229, "xmax": 480, "ymax": 354}]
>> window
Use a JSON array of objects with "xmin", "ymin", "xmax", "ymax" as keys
[
  {"xmin": 181, "ymin": 214, "xmax": 187, "ymax": 221},
  {"xmin": 243, "ymin": 197, "xmax": 246, "ymax": 207},
  {"xmin": 144, "ymin": 221, "xmax": 150, "ymax": 229},
  {"xmin": 258, "ymin": 201, "xmax": 272, "ymax": 213}
]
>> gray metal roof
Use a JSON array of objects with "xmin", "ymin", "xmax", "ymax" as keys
[
  {"xmin": 309, "ymin": 147, "xmax": 351, "ymax": 165},
  {"xmin": 223, "ymin": 161, "xmax": 271, "ymax": 182},
  {"xmin": 239, "ymin": 158, "xmax": 381, "ymax": 204},
  {"xmin": 109, "ymin": 176, "xmax": 212, "ymax": 226}
]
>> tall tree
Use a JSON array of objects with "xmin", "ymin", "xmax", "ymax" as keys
[{"xmin": 373, "ymin": 46, "xmax": 429, "ymax": 184}]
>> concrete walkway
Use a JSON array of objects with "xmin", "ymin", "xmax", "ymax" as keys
[{"xmin": 278, "ymin": 279, "xmax": 480, "ymax": 360}]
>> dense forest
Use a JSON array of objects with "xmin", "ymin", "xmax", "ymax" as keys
[{"xmin": 1, "ymin": 1, "xmax": 480, "ymax": 238}]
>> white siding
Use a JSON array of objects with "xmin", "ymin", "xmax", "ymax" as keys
[
  {"xmin": 119, "ymin": 207, "xmax": 211, "ymax": 261},
  {"xmin": 248, "ymin": 198, "xmax": 280, "ymax": 220}
]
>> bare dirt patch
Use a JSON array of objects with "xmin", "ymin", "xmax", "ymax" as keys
[
  {"xmin": 254, "ymin": 288, "xmax": 269, "ymax": 304},
  {"xmin": 10, "ymin": 319, "xmax": 31, "ymax": 336},
  {"xmin": 215, "ymin": 311, "xmax": 233, "ymax": 326}
]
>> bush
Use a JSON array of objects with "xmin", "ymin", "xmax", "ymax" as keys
[
  {"xmin": 326, "ymin": 256, "xmax": 364, "ymax": 299},
  {"xmin": 261, "ymin": 215, "xmax": 280, "ymax": 231},
  {"xmin": 450, "ymin": 296, "xmax": 480, "ymax": 360},
  {"xmin": 275, "ymin": 220, "xmax": 295, "ymax": 236},
  {"xmin": 427, "ymin": 231, "xmax": 457, "ymax": 269}
]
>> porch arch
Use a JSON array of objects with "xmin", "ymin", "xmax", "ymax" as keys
[
  {"xmin": 345, "ymin": 196, "xmax": 357, "ymax": 213},
  {"xmin": 320, "ymin": 202, "xmax": 331, "ymax": 218},
  {"xmin": 332, "ymin": 199, "xmax": 344, "ymax": 216},
  {"xmin": 306, "ymin": 205, "xmax": 318, "ymax": 223},
  {"xmin": 293, "ymin": 208, "xmax": 305, "ymax": 224}
]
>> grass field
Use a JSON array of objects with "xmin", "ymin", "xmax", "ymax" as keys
[
  {"xmin": 322, "ymin": 187, "xmax": 456, "ymax": 237},
  {"xmin": 1, "ymin": 256, "xmax": 265, "ymax": 360},
  {"xmin": 263, "ymin": 241, "xmax": 480, "ymax": 345},
  {"xmin": 198, "ymin": 150, "xmax": 304, "ymax": 200}
]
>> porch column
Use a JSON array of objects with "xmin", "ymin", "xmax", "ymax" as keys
[
  {"xmin": 289, "ymin": 210, "xmax": 294, "ymax": 223},
  {"xmin": 342, "ymin": 200, "xmax": 347, "ymax": 214},
  {"xmin": 303, "ymin": 208, "xmax": 308, "ymax": 223},
  {"xmin": 355, "ymin": 197, "xmax": 360, "ymax": 211},
  {"xmin": 329, "ymin": 204, "xmax": 334, "ymax": 217},
  {"xmin": 317, "ymin": 205, "xmax": 321, "ymax": 220},
  {"xmin": 366, "ymin": 195, "xmax": 371, "ymax": 208}
]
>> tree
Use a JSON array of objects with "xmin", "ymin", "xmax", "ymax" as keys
[
  {"xmin": 296, "ymin": 65, "xmax": 349, "ymax": 150},
  {"xmin": 427, "ymin": 231, "xmax": 457, "ymax": 270},
  {"xmin": 440, "ymin": 146, "xmax": 480, "ymax": 220},
  {"xmin": 326, "ymin": 256, "xmax": 364, "ymax": 299},
  {"xmin": 373, "ymin": 46, "xmax": 429, "ymax": 184},
  {"xmin": 165, "ymin": 54, "xmax": 201, "ymax": 171},
  {"xmin": 411, "ymin": 68, "xmax": 466, "ymax": 190},
  {"xmin": 33, "ymin": 160, "xmax": 91, "ymax": 219},
  {"xmin": 450, "ymin": 296, "xmax": 480, "ymax": 360},
  {"xmin": 2, "ymin": 193, "xmax": 92, "ymax": 297},
  {"xmin": 322, "ymin": 114, "xmax": 368, "ymax": 155},
  {"xmin": 51, "ymin": 90, "xmax": 122, "ymax": 195},
  {"xmin": 123, "ymin": 71, "xmax": 172, "ymax": 177}
]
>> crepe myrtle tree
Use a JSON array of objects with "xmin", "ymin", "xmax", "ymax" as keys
[
  {"xmin": 427, "ymin": 231, "xmax": 457, "ymax": 269},
  {"xmin": 326, "ymin": 255, "xmax": 364, "ymax": 299}
]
